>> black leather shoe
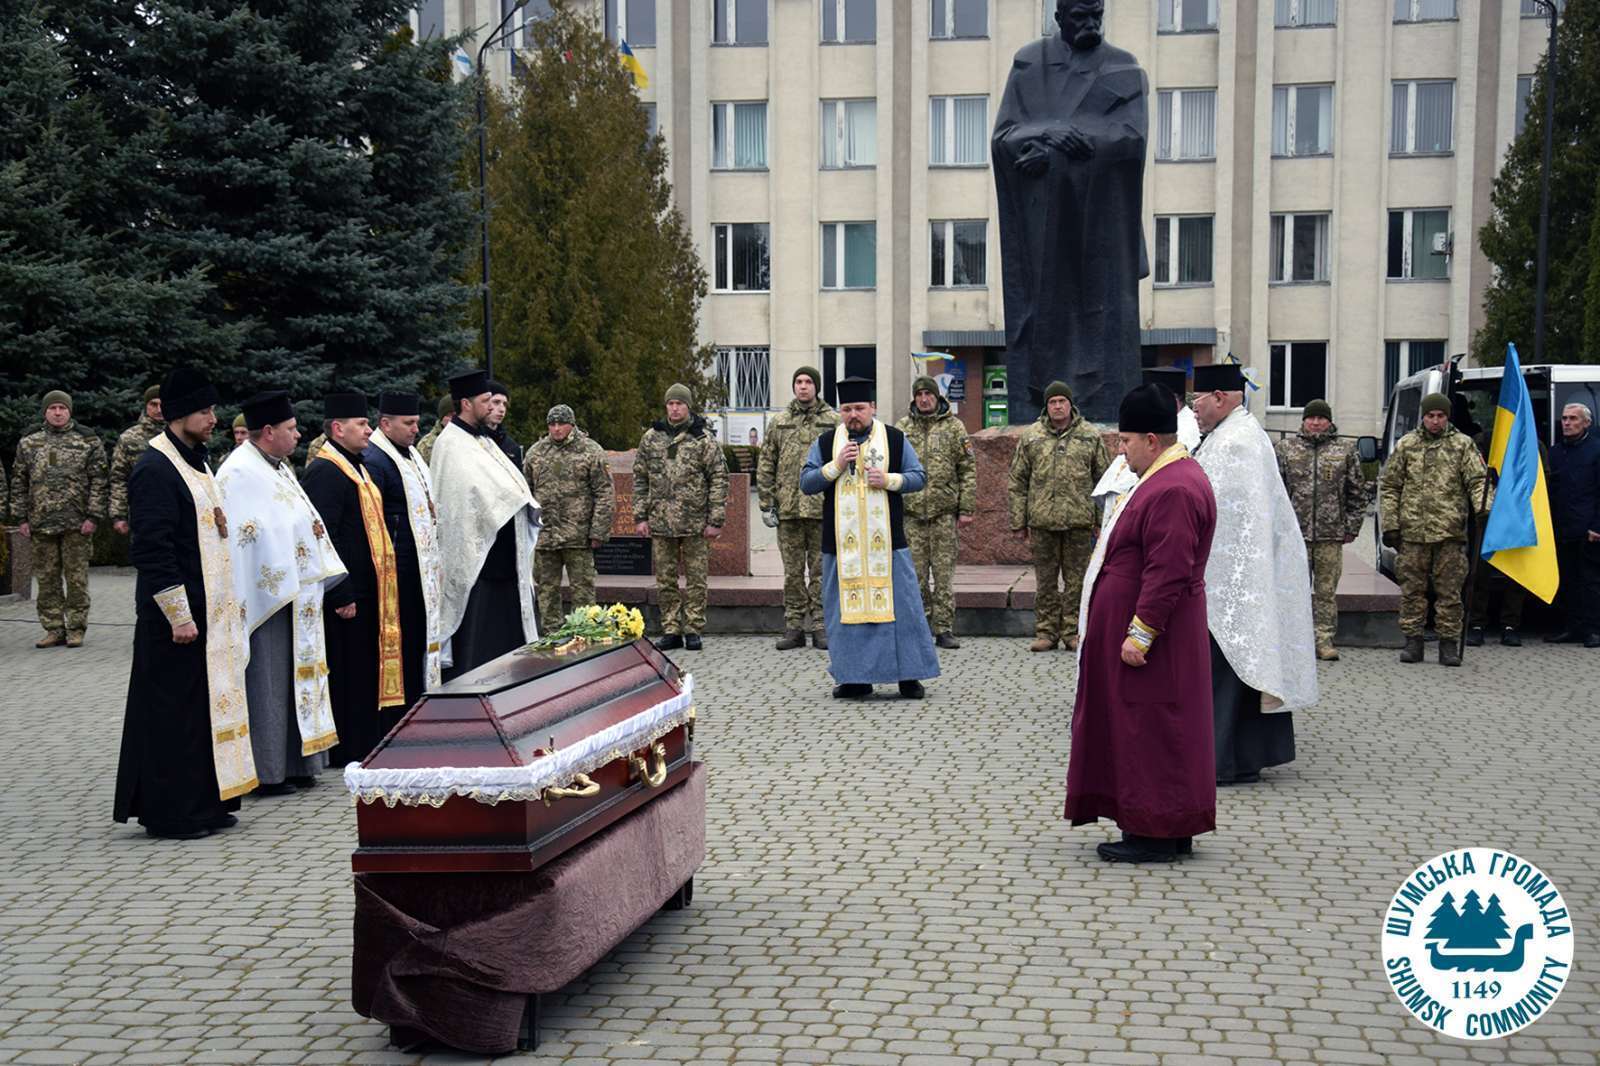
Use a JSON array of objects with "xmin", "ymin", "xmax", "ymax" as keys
[
  {"xmin": 1501, "ymin": 628, "xmax": 1522, "ymax": 647},
  {"xmin": 287, "ymin": 775, "xmax": 318, "ymax": 789},
  {"xmin": 204, "ymin": 814, "xmax": 239, "ymax": 831},
  {"xmin": 1096, "ymin": 835, "xmax": 1178, "ymax": 863},
  {"xmin": 1545, "ymin": 629, "xmax": 1580, "ymax": 644},
  {"xmin": 1586, "ymin": 633, "xmax": 1600, "ymax": 649},
  {"xmin": 898, "ymin": 680, "xmax": 925, "ymax": 699},
  {"xmin": 1218, "ymin": 771, "xmax": 1262, "ymax": 787},
  {"xmin": 832, "ymin": 683, "xmax": 872, "ymax": 699},
  {"xmin": 684, "ymin": 634, "xmax": 703, "ymax": 651},
  {"xmin": 1464, "ymin": 626, "xmax": 1484, "ymax": 647},
  {"xmin": 655, "ymin": 634, "xmax": 684, "ymax": 650},
  {"xmin": 1176, "ymin": 837, "xmax": 1193, "ymax": 856},
  {"xmin": 935, "ymin": 632, "xmax": 960, "ymax": 650},
  {"xmin": 255, "ymin": 782, "xmax": 297, "ymax": 796}
]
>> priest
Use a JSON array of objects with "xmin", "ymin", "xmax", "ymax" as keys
[
  {"xmin": 217, "ymin": 391, "xmax": 348, "ymax": 793},
  {"xmin": 364, "ymin": 390, "xmax": 446, "ymax": 706},
  {"xmin": 1091, "ymin": 366, "xmax": 1201, "ymax": 521},
  {"xmin": 431, "ymin": 368, "xmax": 540, "ymax": 679},
  {"xmin": 1065, "ymin": 383, "xmax": 1217, "ymax": 862},
  {"xmin": 1190, "ymin": 363, "xmax": 1318, "ymax": 786},
  {"xmin": 799, "ymin": 377, "xmax": 940, "ymax": 699},
  {"xmin": 114, "ymin": 366, "xmax": 258, "ymax": 839},
  {"xmin": 301, "ymin": 391, "xmax": 406, "ymax": 764}
]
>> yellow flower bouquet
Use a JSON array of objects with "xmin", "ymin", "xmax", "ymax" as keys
[{"xmin": 531, "ymin": 602, "xmax": 647, "ymax": 652}]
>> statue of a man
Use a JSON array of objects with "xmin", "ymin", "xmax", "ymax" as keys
[{"xmin": 992, "ymin": 0, "xmax": 1148, "ymax": 425}]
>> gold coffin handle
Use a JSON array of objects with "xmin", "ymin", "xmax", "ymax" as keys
[
  {"xmin": 542, "ymin": 773, "xmax": 600, "ymax": 805},
  {"xmin": 629, "ymin": 742, "xmax": 669, "ymax": 788}
]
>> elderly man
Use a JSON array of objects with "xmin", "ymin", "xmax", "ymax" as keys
[
  {"xmin": 800, "ymin": 377, "xmax": 940, "ymax": 699},
  {"xmin": 9, "ymin": 390, "xmax": 108, "ymax": 648},
  {"xmin": 110, "ymin": 386, "xmax": 164, "ymax": 535},
  {"xmin": 525, "ymin": 404, "xmax": 614, "ymax": 631},
  {"xmin": 897, "ymin": 375, "xmax": 977, "ymax": 649},
  {"xmin": 1546, "ymin": 402, "xmax": 1600, "ymax": 648},
  {"xmin": 758, "ymin": 366, "xmax": 840, "ymax": 650}
]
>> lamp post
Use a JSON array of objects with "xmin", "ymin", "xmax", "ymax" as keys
[
  {"xmin": 475, "ymin": 0, "xmax": 532, "ymax": 379},
  {"xmin": 1531, "ymin": 1, "xmax": 1560, "ymax": 366}
]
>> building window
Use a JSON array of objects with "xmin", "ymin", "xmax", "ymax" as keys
[
  {"xmin": 933, "ymin": 0, "xmax": 987, "ymax": 39},
  {"xmin": 929, "ymin": 96, "xmax": 988, "ymax": 166},
  {"xmin": 1159, "ymin": 0, "xmax": 1218, "ymax": 33},
  {"xmin": 500, "ymin": 0, "xmax": 552, "ymax": 49},
  {"xmin": 822, "ymin": 222, "xmax": 876, "ymax": 289},
  {"xmin": 712, "ymin": 102, "xmax": 767, "ymax": 169},
  {"xmin": 1394, "ymin": 0, "xmax": 1456, "ymax": 21},
  {"xmin": 712, "ymin": 224, "xmax": 770, "ymax": 292},
  {"xmin": 605, "ymin": 0, "xmax": 656, "ymax": 46},
  {"xmin": 822, "ymin": 0, "xmax": 874, "ymax": 43},
  {"xmin": 1384, "ymin": 340, "xmax": 1446, "ymax": 397},
  {"xmin": 930, "ymin": 220, "xmax": 987, "ymax": 288},
  {"xmin": 1516, "ymin": 75, "xmax": 1533, "ymax": 137},
  {"xmin": 713, "ymin": 0, "xmax": 767, "ymax": 45},
  {"xmin": 821, "ymin": 346, "xmax": 876, "ymax": 406},
  {"xmin": 1270, "ymin": 213, "xmax": 1330, "ymax": 283},
  {"xmin": 1153, "ymin": 216, "xmax": 1214, "ymax": 286},
  {"xmin": 1275, "ymin": 0, "xmax": 1335, "ymax": 27},
  {"xmin": 643, "ymin": 103, "xmax": 659, "ymax": 140},
  {"xmin": 411, "ymin": 0, "xmax": 446, "ymax": 39},
  {"xmin": 1391, "ymin": 80, "xmax": 1454, "ymax": 154},
  {"xmin": 1269, "ymin": 342, "xmax": 1328, "ymax": 410},
  {"xmin": 714, "ymin": 347, "xmax": 771, "ymax": 408},
  {"xmin": 1387, "ymin": 209, "xmax": 1451, "ymax": 280},
  {"xmin": 1156, "ymin": 89, "xmax": 1217, "ymax": 161},
  {"xmin": 1272, "ymin": 84, "xmax": 1333, "ymax": 157},
  {"xmin": 1521, "ymin": 1, "xmax": 1564, "ymax": 15},
  {"xmin": 820, "ymin": 100, "xmax": 876, "ymax": 169}
]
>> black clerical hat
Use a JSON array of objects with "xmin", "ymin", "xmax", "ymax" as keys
[
  {"xmin": 1119, "ymin": 384, "xmax": 1179, "ymax": 434},
  {"xmin": 1142, "ymin": 366, "xmax": 1188, "ymax": 395},
  {"xmin": 1192, "ymin": 363, "xmax": 1246, "ymax": 393},
  {"xmin": 450, "ymin": 368, "xmax": 491, "ymax": 402},
  {"xmin": 835, "ymin": 376, "xmax": 875, "ymax": 405},
  {"xmin": 160, "ymin": 365, "xmax": 219, "ymax": 421},
  {"xmin": 378, "ymin": 390, "xmax": 420, "ymax": 416},
  {"xmin": 241, "ymin": 390, "xmax": 294, "ymax": 430},
  {"xmin": 324, "ymin": 391, "xmax": 368, "ymax": 420}
]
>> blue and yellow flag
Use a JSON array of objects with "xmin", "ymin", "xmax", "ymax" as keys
[
  {"xmin": 1480, "ymin": 343, "xmax": 1560, "ymax": 603},
  {"xmin": 619, "ymin": 39, "xmax": 649, "ymax": 89}
]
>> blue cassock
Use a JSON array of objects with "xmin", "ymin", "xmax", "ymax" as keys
[{"xmin": 800, "ymin": 431, "xmax": 942, "ymax": 685}]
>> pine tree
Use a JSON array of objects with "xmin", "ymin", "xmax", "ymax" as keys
[
  {"xmin": 1478, "ymin": 894, "xmax": 1511, "ymax": 946},
  {"xmin": 1424, "ymin": 892, "xmax": 1458, "ymax": 942},
  {"xmin": 1476, "ymin": 0, "xmax": 1600, "ymax": 366},
  {"xmin": 1449, "ymin": 889, "xmax": 1492, "ymax": 948},
  {"xmin": 474, "ymin": 1, "xmax": 719, "ymax": 450}
]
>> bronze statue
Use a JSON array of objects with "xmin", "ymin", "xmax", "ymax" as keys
[{"xmin": 992, "ymin": 0, "xmax": 1149, "ymax": 424}]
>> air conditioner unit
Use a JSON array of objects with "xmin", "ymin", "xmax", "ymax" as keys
[{"xmin": 1431, "ymin": 231, "xmax": 1453, "ymax": 255}]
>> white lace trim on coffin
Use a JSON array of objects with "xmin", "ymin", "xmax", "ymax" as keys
[{"xmin": 344, "ymin": 674, "xmax": 694, "ymax": 807}]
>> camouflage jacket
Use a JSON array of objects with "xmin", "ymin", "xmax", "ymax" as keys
[
  {"xmin": 1007, "ymin": 412, "xmax": 1109, "ymax": 531},
  {"xmin": 896, "ymin": 398, "xmax": 976, "ymax": 520},
  {"xmin": 757, "ymin": 399, "xmax": 840, "ymax": 520},
  {"xmin": 416, "ymin": 423, "xmax": 444, "ymax": 464},
  {"xmin": 9, "ymin": 421, "xmax": 109, "ymax": 532},
  {"xmin": 524, "ymin": 430, "xmax": 615, "ymax": 549},
  {"xmin": 1274, "ymin": 426, "xmax": 1370, "ymax": 542},
  {"xmin": 634, "ymin": 416, "xmax": 729, "ymax": 536},
  {"xmin": 301, "ymin": 433, "xmax": 327, "ymax": 472},
  {"xmin": 109, "ymin": 414, "xmax": 165, "ymax": 522},
  {"xmin": 1379, "ymin": 424, "xmax": 1491, "ymax": 543}
]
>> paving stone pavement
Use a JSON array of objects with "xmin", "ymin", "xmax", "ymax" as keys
[{"xmin": 1, "ymin": 569, "xmax": 1596, "ymax": 1066}]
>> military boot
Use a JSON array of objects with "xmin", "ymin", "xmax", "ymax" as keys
[
  {"xmin": 811, "ymin": 630, "xmax": 828, "ymax": 650},
  {"xmin": 1029, "ymin": 636, "xmax": 1057, "ymax": 653},
  {"xmin": 935, "ymin": 632, "xmax": 960, "ymax": 650},
  {"xmin": 1398, "ymin": 636, "xmax": 1424, "ymax": 663},
  {"xmin": 36, "ymin": 632, "xmax": 65, "ymax": 648},
  {"xmin": 1439, "ymin": 641, "xmax": 1462, "ymax": 667},
  {"xmin": 775, "ymin": 629, "xmax": 806, "ymax": 651},
  {"xmin": 65, "ymin": 632, "xmax": 85, "ymax": 648}
]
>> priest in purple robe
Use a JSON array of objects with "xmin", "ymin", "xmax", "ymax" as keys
[{"xmin": 1065, "ymin": 383, "xmax": 1217, "ymax": 863}]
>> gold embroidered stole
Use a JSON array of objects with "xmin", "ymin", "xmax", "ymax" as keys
[
  {"xmin": 318, "ymin": 444, "xmax": 406, "ymax": 709},
  {"xmin": 148, "ymin": 433, "xmax": 259, "ymax": 800},
  {"xmin": 831, "ymin": 420, "xmax": 895, "ymax": 624}
]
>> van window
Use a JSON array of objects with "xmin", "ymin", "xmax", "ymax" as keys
[{"xmin": 1392, "ymin": 386, "xmax": 1422, "ymax": 442}]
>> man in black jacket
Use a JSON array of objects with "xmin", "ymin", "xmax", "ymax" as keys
[{"xmin": 1546, "ymin": 402, "xmax": 1600, "ymax": 647}]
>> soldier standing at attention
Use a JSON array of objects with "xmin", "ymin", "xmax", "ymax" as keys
[
  {"xmin": 635, "ymin": 384, "xmax": 728, "ymax": 652},
  {"xmin": 416, "ymin": 396, "xmax": 453, "ymax": 464},
  {"xmin": 1379, "ymin": 393, "xmax": 1491, "ymax": 667},
  {"xmin": 1273, "ymin": 399, "xmax": 1369, "ymax": 661},
  {"xmin": 1007, "ymin": 381, "xmax": 1110, "ymax": 652},
  {"xmin": 9, "ymin": 390, "xmax": 109, "ymax": 648},
  {"xmin": 896, "ymin": 375, "xmax": 976, "ymax": 649},
  {"xmin": 757, "ymin": 366, "xmax": 839, "ymax": 651},
  {"xmin": 110, "ymin": 385, "xmax": 164, "ymax": 535},
  {"xmin": 525, "ymin": 404, "xmax": 615, "ymax": 631}
]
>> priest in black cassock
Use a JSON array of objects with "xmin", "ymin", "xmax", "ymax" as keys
[
  {"xmin": 301, "ymin": 391, "xmax": 407, "ymax": 764},
  {"xmin": 114, "ymin": 366, "xmax": 259, "ymax": 839}
]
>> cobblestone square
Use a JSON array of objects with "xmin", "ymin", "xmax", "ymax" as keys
[{"xmin": 1, "ymin": 571, "xmax": 1596, "ymax": 1065}]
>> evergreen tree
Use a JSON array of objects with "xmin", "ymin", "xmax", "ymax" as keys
[
  {"xmin": 1478, "ymin": 894, "xmax": 1511, "ymax": 946},
  {"xmin": 1449, "ymin": 889, "xmax": 1490, "ymax": 948},
  {"xmin": 1424, "ymin": 892, "xmax": 1458, "ymax": 942},
  {"xmin": 475, "ymin": 1, "xmax": 719, "ymax": 450},
  {"xmin": 1476, "ymin": 0, "xmax": 1600, "ymax": 366}
]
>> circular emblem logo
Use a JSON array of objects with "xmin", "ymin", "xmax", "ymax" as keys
[{"xmin": 1382, "ymin": 848, "xmax": 1575, "ymax": 1040}]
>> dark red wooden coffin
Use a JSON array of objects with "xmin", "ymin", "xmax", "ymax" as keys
[{"xmin": 349, "ymin": 639, "xmax": 696, "ymax": 874}]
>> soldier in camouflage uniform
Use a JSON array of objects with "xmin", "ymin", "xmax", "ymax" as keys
[
  {"xmin": 1273, "ymin": 399, "xmax": 1370, "ymax": 661},
  {"xmin": 109, "ymin": 385, "xmax": 164, "ymax": 534},
  {"xmin": 525, "ymin": 404, "xmax": 615, "ymax": 631},
  {"xmin": 416, "ymin": 396, "xmax": 453, "ymax": 464},
  {"xmin": 1379, "ymin": 393, "xmax": 1491, "ymax": 667},
  {"xmin": 896, "ymin": 375, "xmax": 976, "ymax": 649},
  {"xmin": 634, "ymin": 384, "xmax": 728, "ymax": 651},
  {"xmin": 757, "ymin": 365, "xmax": 839, "ymax": 650},
  {"xmin": 8, "ymin": 390, "xmax": 109, "ymax": 647},
  {"xmin": 301, "ymin": 430, "xmax": 327, "ymax": 472},
  {"xmin": 1007, "ymin": 381, "xmax": 1109, "ymax": 652}
]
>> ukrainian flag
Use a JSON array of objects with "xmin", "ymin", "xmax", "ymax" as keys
[
  {"xmin": 1481, "ymin": 342, "xmax": 1560, "ymax": 603},
  {"xmin": 619, "ymin": 39, "xmax": 649, "ymax": 89}
]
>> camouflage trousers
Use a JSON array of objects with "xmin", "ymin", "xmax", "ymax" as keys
[
  {"xmin": 653, "ymin": 535, "xmax": 709, "ymax": 635},
  {"xmin": 776, "ymin": 519, "xmax": 823, "ymax": 631},
  {"xmin": 1306, "ymin": 541, "xmax": 1344, "ymax": 647},
  {"xmin": 1031, "ymin": 528, "xmax": 1094, "ymax": 641},
  {"xmin": 534, "ymin": 547, "xmax": 597, "ymax": 634},
  {"xmin": 905, "ymin": 515, "xmax": 959, "ymax": 635},
  {"xmin": 1397, "ymin": 540, "xmax": 1469, "ymax": 639},
  {"xmin": 32, "ymin": 531, "xmax": 92, "ymax": 636}
]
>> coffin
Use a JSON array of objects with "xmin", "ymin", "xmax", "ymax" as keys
[{"xmin": 345, "ymin": 638, "xmax": 696, "ymax": 874}]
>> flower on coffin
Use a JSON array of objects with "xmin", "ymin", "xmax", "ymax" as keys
[{"xmin": 532, "ymin": 602, "xmax": 647, "ymax": 650}]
